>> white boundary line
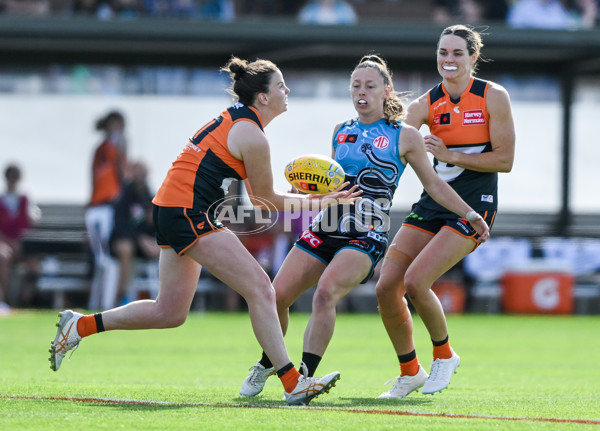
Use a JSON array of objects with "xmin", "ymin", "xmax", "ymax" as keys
[{"xmin": 2, "ymin": 395, "xmax": 599, "ymax": 425}]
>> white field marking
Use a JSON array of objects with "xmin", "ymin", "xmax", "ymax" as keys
[{"xmin": 2, "ymin": 395, "xmax": 599, "ymax": 425}]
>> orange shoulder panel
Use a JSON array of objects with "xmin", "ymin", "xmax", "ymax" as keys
[{"xmin": 428, "ymin": 77, "xmax": 490, "ymax": 147}]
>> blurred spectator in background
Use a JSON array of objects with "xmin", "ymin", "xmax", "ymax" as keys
[
  {"xmin": 0, "ymin": 0, "xmax": 50, "ymax": 15},
  {"xmin": 298, "ymin": 0, "xmax": 357, "ymax": 25},
  {"xmin": 109, "ymin": 160, "xmax": 159, "ymax": 307},
  {"xmin": 200, "ymin": 0, "xmax": 234, "ymax": 20},
  {"xmin": 108, "ymin": 0, "xmax": 144, "ymax": 19},
  {"xmin": 507, "ymin": 0, "xmax": 572, "ymax": 29},
  {"xmin": 70, "ymin": 0, "xmax": 101, "ymax": 16},
  {"xmin": 432, "ymin": 0, "xmax": 509, "ymax": 24},
  {"xmin": 485, "ymin": 0, "xmax": 510, "ymax": 21},
  {"xmin": 432, "ymin": 0, "xmax": 465, "ymax": 23},
  {"xmin": 143, "ymin": 0, "xmax": 234, "ymax": 19},
  {"xmin": 565, "ymin": 0, "xmax": 598, "ymax": 28},
  {"xmin": 144, "ymin": 0, "xmax": 195, "ymax": 17},
  {"xmin": 71, "ymin": 0, "xmax": 143, "ymax": 19},
  {"xmin": 0, "ymin": 164, "xmax": 41, "ymax": 313},
  {"xmin": 86, "ymin": 110, "xmax": 127, "ymax": 310},
  {"xmin": 238, "ymin": 0, "xmax": 303, "ymax": 16}
]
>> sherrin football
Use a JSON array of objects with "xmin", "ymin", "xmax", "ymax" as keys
[{"xmin": 285, "ymin": 154, "xmax": 346, "ymax": 194}]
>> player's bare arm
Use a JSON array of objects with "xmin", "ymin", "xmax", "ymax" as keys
[
  {"xmin": 404, "ymin": 95, "xmax": 429, "ymax": 129},
  {"xmin": 231, "ymin": 121, "xmax": 360, "ymax": 211},
  {"xmin": 229, "ymin": 120, "xmax": 294, "ymax": 209}
]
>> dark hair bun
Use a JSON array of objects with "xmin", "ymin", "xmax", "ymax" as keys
[
  {"xmin": 229, "ymin": 63, "xmax": 247, "ymax": 80},
  {"xmin": 95, "ymin": 110, "xmax": 124, "ymax": 131}
]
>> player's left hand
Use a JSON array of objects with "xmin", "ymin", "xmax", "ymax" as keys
[
  {"xmin": 470, "ymin": 215, "xmax": 490, "ymax": 243},
  {"xmin": 424, "ymin": 134, "xmax": 452, "ymax": 163}
]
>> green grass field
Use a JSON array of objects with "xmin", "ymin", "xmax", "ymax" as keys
[{"xmin": 1, "ymin": 310, "xmax": 599, "ymax": 430}]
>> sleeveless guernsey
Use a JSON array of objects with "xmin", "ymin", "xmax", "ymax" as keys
[
  {"xmin": 416, "ymin": 77, "xmax": 497, "ymax": 214},
  {"xmin": 153, "ymin": 103, "xmax": 260, "ymax": 212},
  {"xmin": 311, "ymin": 118, "xmax": 406, "ymax": 236}
]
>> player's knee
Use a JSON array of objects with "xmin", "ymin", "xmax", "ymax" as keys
[
  {"xmin": 375, "ymin": 275, "xmax": 399, "ymax": 302},
  {"xmin": 377, "ymin": 251, "xmax": 411, "ymax": 298},
  {"xmin": 248, "ymin": 278, "xmax": 276, "ymax": 305},
  {"xmin": 261, "ymin": 283, "xmax": 277, "ymax": 304},
  {"xmin": 275, "ymin": 292, "xmax": 292, "ymax": 314},
  {"xmin": 312, "ymin": 285, "xmax": 337, "ymax": 312},
  {"xmin": 404, "ymin": 271, "xmax": 425, "ymax": 301},
  {"xmin": 377, "ymin": 286, "xmax": 411, "ymax": 319},
  {"xmin": 169, "ymin": 313, "xmax": 188, "ymax": 328},
  {"xmin": 245, "ymin": 268, "xmax": 270, "ymax": 286},
  {"xmin": 156, "ymin": 307, "xmax": 188, "ymax": 328}
]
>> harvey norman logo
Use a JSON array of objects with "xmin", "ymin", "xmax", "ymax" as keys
[{"xmin": 463, "ymin": 110, "xmax": 486, "ymax": 125}]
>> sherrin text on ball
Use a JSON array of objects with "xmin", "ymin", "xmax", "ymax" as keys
[{"xmin": 285, "ymin": 154, "xmax": 346, "ymax": 194}]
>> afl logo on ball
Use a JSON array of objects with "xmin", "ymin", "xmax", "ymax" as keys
[{"xmin": 373, "ymin": 136, "xmax": 389, "ymax": 149}]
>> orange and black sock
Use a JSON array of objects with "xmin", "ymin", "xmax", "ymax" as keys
[
  {"xmin": 277, "ymin": 363, "xmax": 301, "ymax": 393},
  {"xmin": 432, "ymin": 335, "xmax": 452, "ymax": 360},
  {"xmin": 76, "ymin": 313, "xmax": 105, "ymax": 338},
  {"xmin": 398, "ymin": 350, "xmax": 420, "ymax": 377}
]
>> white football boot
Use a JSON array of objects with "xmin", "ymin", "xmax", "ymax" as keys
[
  {"xmin": 378, "ymin": 365, "xmax": 428, "ymax": 399},
  {"xmin": 240, "ymin": 360, "xmax": 276, "ymax": 396},
  {"xmin": 422, "ymin": 349, "xmax": 460, "ymax": 394},
  {"xmin": 284, "ymin": 371, "xmax": 340, "ymax": 406},
  {"xmin": 49, "ymin": 310, "xmax": 83, "ymax": 371}
]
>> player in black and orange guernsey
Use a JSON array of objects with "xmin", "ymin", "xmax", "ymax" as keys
[
  {"xmin": 376, "ymin": 25, "xmax": 515, "ymax": 398},
  {"xmin": 49, "ymin": 56, "xmax": 361, "ymax": 406}
]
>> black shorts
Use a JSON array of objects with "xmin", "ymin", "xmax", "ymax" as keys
[
  {"xmin": 402, "ymin": 203, "xmax": 496, "ymax": 243},
  {"xmin": 153, "ymin": 204, "xmax": 226, "ymax": 255},
  {"xmin": 294, "ymin": 229, "xmax": 388, "ymax": 284}
]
